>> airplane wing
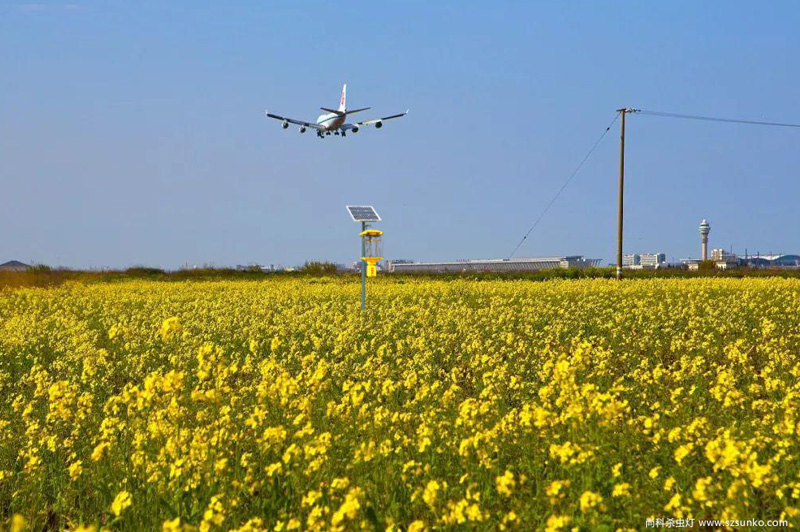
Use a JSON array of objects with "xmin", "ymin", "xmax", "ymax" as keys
[
  {"xmin": 265, "ymin": 111, "xmax": 320, "ymax": 129},
  {"xmin": 353, "ymin": 110, "xmax": 409, "ymax": 127}
]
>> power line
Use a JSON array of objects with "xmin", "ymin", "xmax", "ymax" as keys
[
  {"xmin": 508, "ymin": 114, "xmax": 619, "ymax": 259},
  {"xmin": 639, "ymin": 110, "xmax": 800, "ymax": 128}
]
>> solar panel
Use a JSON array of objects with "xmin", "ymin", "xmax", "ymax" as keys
[{"xmin": 346, "ymin": 205, "xmax": 381, "ymax": 222}]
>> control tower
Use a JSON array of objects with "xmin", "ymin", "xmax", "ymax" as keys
[{"xmin": 699, "ymin": 219, "xmax": 711, "ymax": 261}]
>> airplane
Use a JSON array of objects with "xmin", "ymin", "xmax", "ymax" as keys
[{"xmin": 265, "ymin": 84, "xmax": 408, "ymax": 138}]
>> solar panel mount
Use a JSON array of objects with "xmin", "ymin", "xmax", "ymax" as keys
[{"xmin": 346, "ymin": 205, "xmax": 381, "ymax": 222}]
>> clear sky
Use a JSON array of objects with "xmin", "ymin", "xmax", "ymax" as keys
[{"xmin": 1, "ymin": 1, "xmax": 799, "ymax": 269}]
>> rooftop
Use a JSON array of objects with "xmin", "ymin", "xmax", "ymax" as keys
[{"xmin": 0, "ymin": 260, "xmax": 30, "ymax": 269}]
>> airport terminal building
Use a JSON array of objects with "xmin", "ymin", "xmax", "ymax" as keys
[
  {"xmin": 386, "ymin": 256, "xmax": 601, "ymax": 273},
  {"xmin": 743, "ymin": 254, "xmax": 800, "ymax": 268}
]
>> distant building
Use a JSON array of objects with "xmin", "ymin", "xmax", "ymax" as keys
[
  {"xmin": 640, "ymin": 253, "xmax": 666, "ymax": 268},
  {"xmin": 622, "ymin": 254, "xmax": 640, "ymax": 267},
  {"xmin": 387, "ymin": 256, "xmax": 601, "ymax": 273},
  {"xmin": 235, "ymin": 263, "xmax": 273, "ymax": 272},
  {"xmin": 681, "ymin": 256, "xmax": 739, "ymax": 270},
  {"xmin": 623, "ymin": 253, "xmax": 665, "ymax": 269},
  {"xmin": 0, "ymin": 260, "xmax": 31, "ymax": 272},
  {"xmin": 683, "ymin": 260, "xmax": 700, "ymax": 271},
  {"xmin": 743, "ymin": 254, "xmax": 800, "ymax": 269},
  {"xmin": 715, "ymin": 260, "xmax": 739, "ymax": 270},
  {"xmin": 710, "ymin": 249, "xmax": 737, "ymax": 262}
]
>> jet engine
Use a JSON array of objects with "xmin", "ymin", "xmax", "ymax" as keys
[
  {"xmin": 282, "ymin": 121, "xmax": 289, "ymax": 129},
  {"xmin": 299, "ymin": 126, "xmax": 306, "ymax": 133},
  {"xmin": 375, "ymin": 121, "xmax": 383, "ymax": 129},
  {"xmin": 351, "ymin": 126, "xmax": 359, "ymax": 133}
]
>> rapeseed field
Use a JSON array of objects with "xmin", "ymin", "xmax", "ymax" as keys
[{"xmin": 1, "ymin": 278, "xmax": 799, "ymax": 531}]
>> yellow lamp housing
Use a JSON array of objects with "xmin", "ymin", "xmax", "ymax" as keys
[{"xmin": 361, "ymin": 257, "xmax": 383, "ymax": 277}]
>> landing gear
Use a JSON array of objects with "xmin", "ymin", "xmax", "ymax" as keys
[{"xmin": 341, "ymin": 131, "xmax": 346, "ymax": 137}]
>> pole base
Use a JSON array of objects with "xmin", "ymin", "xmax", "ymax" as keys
[{"xmin": 616, "ymin": 266, "xmax": 623, "ymax": 280}]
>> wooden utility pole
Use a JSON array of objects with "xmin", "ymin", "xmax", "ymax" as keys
[{"xmin": 616, "ymin": 108, "xmax": 638, "ymax": 280}]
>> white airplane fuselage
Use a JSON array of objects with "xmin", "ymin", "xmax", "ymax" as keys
[{"xmin": 316, "ymin": 112, "xmax": 346, "ymax": 132}]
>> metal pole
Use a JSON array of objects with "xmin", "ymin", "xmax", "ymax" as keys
[
  {"xmin": 616, "ymin": 108, "xmax": 627, "ymax": 280},
  {"xmin": 361, "ymin": 221, "xmax": 366, "ymax": 310}
]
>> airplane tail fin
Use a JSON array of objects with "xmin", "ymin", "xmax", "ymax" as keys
[{"xmin": 338, "ymin": 84, "xmax": 347, "ymax": 112}]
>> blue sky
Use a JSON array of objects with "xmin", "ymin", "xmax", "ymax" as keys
[{"xmin": 1, "ymin": 1, "xmax": 799, "ymax": 269}]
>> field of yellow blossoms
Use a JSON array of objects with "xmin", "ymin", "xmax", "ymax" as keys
[{"xmin": 2, "ymin": 277, "xmax": 800, "ymax": 531}]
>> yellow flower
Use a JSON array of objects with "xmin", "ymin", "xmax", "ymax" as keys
[
  {"xmin": 202, "ymin": 495, "xmax": 225, "ymax": 527},
  {"xmin": 612, "ymin": 483, "xmax": 631, "ymax": 497},
  {"xmin": 71, "ymin": 526, "xmax": 97, "ymax": 532},
  {"xmin": 68, "ymin": 460, "xmax": 83, "ymax": 480},
  {"xmin": 265, "ymin": 462, "xmax": 282, "ymax": 477},
  {"xmin": 546, "ymin": 479, "xmax": 571, "ymax": 505},
  {"xmin": 545, "ymin": 514, "xmax": 572, "ymax": 532},
  {"xmin": 783, "ymin": 507, "xmax": 800, "ymax": 520},
  {"xmin": 408, "ymin": 521, "xmax": 426, "ymax": 532},
  {"xmin": 674, "ymin": 443, "xmax": 694, "ymax": 465},
  {"xmin": 302, "ymin": 490, "xmax": 322, "ymax": 507},
  {"xmin": 693, "ymin": 476, "xmax": 713, "ymax": 505},
  {"xmin": 579, "ymin": 491, "xmax": 603, "ymax": 513},
  {"xmin": 10, "ymin": 515, "xmax": 27, "ymax": 532},
  {"xmin": 331, "ymin": 487, "xmax": 363, "ymax": 525},
  {"xmin": 162, "ymin": 518, "xmax": 182, "ymax": 532},
  {"xmin": 331, "ymin": 477, "xmax": 350, "ymax": 490},
  {"xmin": 91, "ymin": 442, "xmax": 108, "ymax": 462},
  {"xmin": 159, "ymin": 316, "xmax": 183, "ymax": 340},
  {"xmin": 423, "ymin": 480, "xmax": 442, "ymax": 507},
  {"xmin": 495, "ymin": 470, "xmax": 516, "ymax": 496},
  {"xmin": 465, "ymin": 503, "xmax": 484, "ymax": 522},
  {"xmin": 664, "ymin": 493, "xmax": 682, "ymax": 512},
  {"xmin": 110, "ymin": 491, "xmax": 132, "ymax": 517}
]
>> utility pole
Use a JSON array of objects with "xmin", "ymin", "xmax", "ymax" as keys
[
  {"xmin": 361, "ymin": 221, "xmax": 367, "ymax": 310},
  {"xmin": 616, "ymin": 108, "xmax": 638, "ymax": 280}
]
